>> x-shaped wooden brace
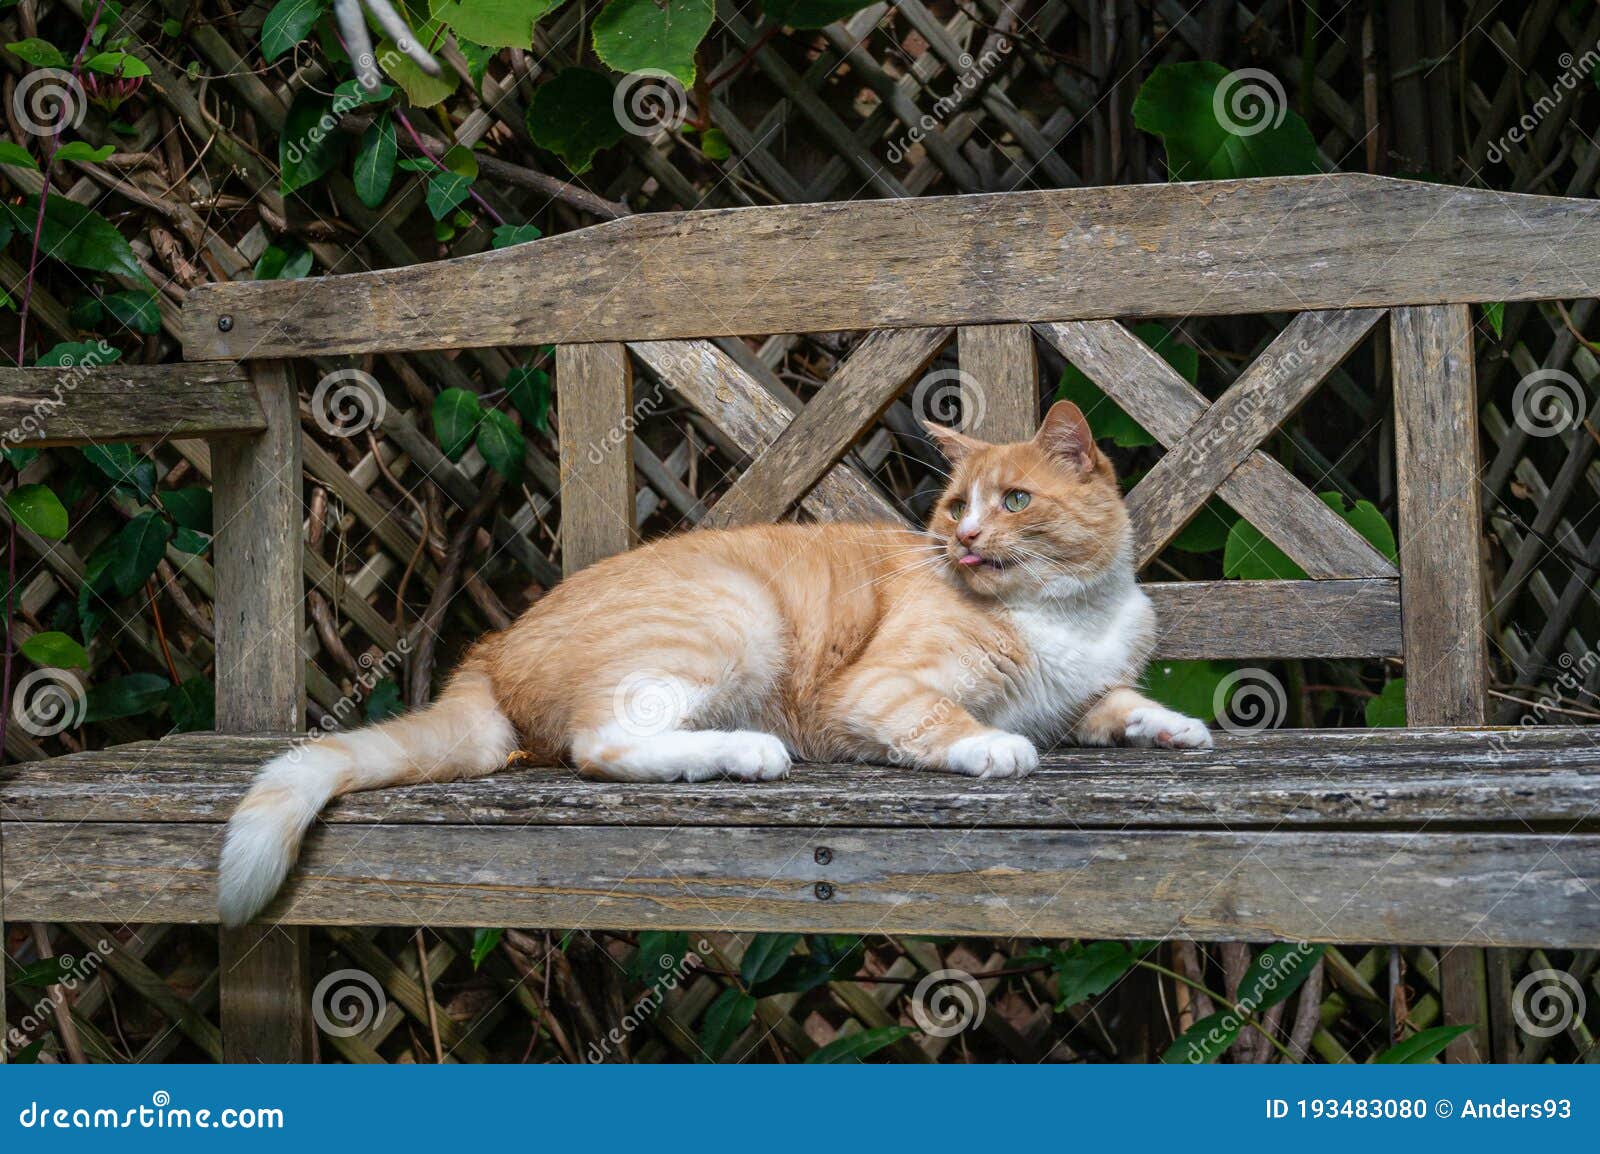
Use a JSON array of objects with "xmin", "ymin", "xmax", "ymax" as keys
[{"xmin": 1037, "ymin": 309, "xmax": 1396, "ymax": 579}]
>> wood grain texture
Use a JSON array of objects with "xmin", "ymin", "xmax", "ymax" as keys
[
  {"xmin": 631, "ymin": 340, "xmax": 906, "ymax": 525},
  {"xmin": 958, "ymin": 324, "xmax": 1038, "ymax": 443},
  {"xmin": 1146, "ymin": 578, "xmax": 1401, "ymax": 658},
  {"xmin": 0, "ymin": 364, "xmax": 264, "ymax": 447},
  {"xmin": 557, "ymin": 343, "xmax": 637, "ymax": 573},
  {"xmin": 7, "ymin": 822, "xmax": 1596, "ymax": 947},
  {"xmin": 182, "ymin": 176, "xmax": 1600, "ymax": 360},
  {"xmin": 1036, "ymin": 319, "xmax": 1394, "ymax": 579},
  {"xmin": 706, "ymin": 327, "xmax": 950, "ymax": 526},
  {"xmin": 5, "ymin": 728, "xmax": 1596, "ymax": 827},
  {"xmin": 1121, "ymin": 309, "xmax": 1385, "ymax": 563},
  {"xmin": 209, "ymin": 359, "xmax": 310, "ymax": 1063}
]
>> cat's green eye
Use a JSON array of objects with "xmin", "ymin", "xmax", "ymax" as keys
[
  {"xmin": 1004, "ymin": 490, "xmax": 1031, "ymax": 512},
  {"xmin": 948, "ymin": 499, "xmax": 967, "ymax": 519}
]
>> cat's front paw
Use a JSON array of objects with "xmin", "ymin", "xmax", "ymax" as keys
[
  {"xmin": 944, "ymin": 732, "xmax": 1039, "ymax": 778},
  {"xmin": 1124, "ymin": 706, "xmax": 1213, "ymax": 749}
]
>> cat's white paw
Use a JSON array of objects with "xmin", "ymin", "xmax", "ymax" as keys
[
  {"xmin": 1124, "ymin": 706, "xmax": 1213, "ymax": 749},
  {"xmin": 944, "ymin": 732, "xmax": 1039, "ymax": 779},
  {"xmin": 716, "ymin": 732, "xmax": 792, "ymax": 781}
]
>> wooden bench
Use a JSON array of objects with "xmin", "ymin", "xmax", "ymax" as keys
[{"xmin": 4, "ymin": 174, "xmax": 1600, "ymax": 1063}]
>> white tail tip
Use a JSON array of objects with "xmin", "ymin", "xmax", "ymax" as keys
[{"xmin": 218, "ymin": 747, "xmax": 342, "ymax": 927}]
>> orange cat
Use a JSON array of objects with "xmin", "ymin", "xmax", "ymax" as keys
[{"xmin": 219, "ymin": 401, "xmax": 1210, "ymax": 924}]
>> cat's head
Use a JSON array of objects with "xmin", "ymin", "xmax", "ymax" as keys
[{"xmin": 924, "ymin": 400, "xmax": 1131, "ymax": 598}]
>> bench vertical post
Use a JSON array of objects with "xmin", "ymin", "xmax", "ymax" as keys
[
  {"xmin": 959, "ymin": 325, "xmax": 1038, "ymax": 443},
  {"xmin": 557, "ymin": 343, "xmax": 636, "ymax": 573},
  {"xmin": 211, "ymin": 359, "xmax": 313, "ymax": 1063},
  {"xmin": 1392, "ymin": 304, "xmax": 1492, "ymax": 1062}
]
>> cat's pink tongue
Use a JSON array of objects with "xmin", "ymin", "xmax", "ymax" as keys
[{"xmin": 958, "ymin": 552, "xmax": 984, "ymax": 566}]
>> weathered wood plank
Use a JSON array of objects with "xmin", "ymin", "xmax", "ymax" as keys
[
  {"xmin": 958, "ymin": 324, "xmax": 1038, "ymax": 443},
  {"xmin": 183, "ymin": 176, "xmax": 1600, "ymax": 360},
  {"xmin": 557, "ymin": 343, "xmax": 637, "ymax": 573},
  {"xmin": 7, "ymin": 727, "xmax": 1593, "ymax": 827},
  {"xmin": 1147, "ymin": 578, "xmax": 1400, "ymax": 658},
  {"xmin": 1123, "ymin": 309, "xmax": 1385, "ymax": 563},
  {"xmin": 706, "ymin": 327, "xmax": 950, "ymax": 526},
  {"xmin": 210, "ymin": 359, "xmax": 311, "ymax": 1064},
  {"xmin": 0, "ymin": 364, "xmax": 264, "ymax": 447},
  {"xmin": 1036, "ymin": 319, "xmax": 1394, "ymax": 579},
  {"xmin": 8, "ymin": 823, "xmax": 1596, "ymax": 947}
]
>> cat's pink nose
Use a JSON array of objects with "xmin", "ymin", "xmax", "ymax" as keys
[{"xmin": 957, "ymin": 523, "xmax": 981, "ymax": 545}]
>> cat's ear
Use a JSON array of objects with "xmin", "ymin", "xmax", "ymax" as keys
[
  {"xmin": 1034, "ymin": 400, "xmax": 1097, "ymax": 472},
  {"xmin": 922, "ymin": 420, "xmax": 986, "ymax": 464}
]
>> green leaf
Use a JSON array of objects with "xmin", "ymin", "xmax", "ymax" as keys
[
  {"xmin": 166, "ymin": 676, "xmax": 215, "ymax": 732},
  {"xmin": 0, "ymin": 196, "xmax": 149, "ymax": 284},
  {"xmin": 1168, "ymin": 497, "xmax": 1235, "ymax": 554},
  {"xmin": 253, "ymin": 241, "xmax": 314, "ymax": 280},
  {"xmin": 805, "ymin": 1026, "xmax": 916, "ymax": 1063},
  {"xmin": 1365, "ymin": 678, "xmax": 1406, "ymax": 727},
  {"xmin": 1329, "ymin": 492, "xmax": 1397, "ymax": 563},
  {"xmin": 8, "ymin": 955, "xmax": 84, "ymax": 988},
  {"xmin": 1223, "ymin": 517, "xmax": 1305, "ymax": 580},
  {"xmin": 492, "ymin": 222, "xmax": 541, "ymax": 249},
  {"xmin": 380, "ymin": 17, "xmax": 457, "ymax": 108},
  {"xmin": 53, "ymin": 141, "xmax": 116, "ymax": 164},
  {"xmin": 1054, "ymin": 323, "xmax": 1195, "ymax": 448},
  {"xmin": 353, "ymin": 115, "xmax": 397, "ymax": 208},
  {"xmin": 78, "ymin": 544, "xmax": 116, "ymax": 639},
  {"xmin": 748, "ymin": 936, "xmax": 865, "ymax": 997},
  {"xmin": 0, "ymin": 139, "xmax": 38, "ymax": 169},
  {"xmin": 364, "ymin": 677, "xmax": 404, "ymax": 721},
  {"xmin": 475, "ymin": 408, "xmax": 524, "ymax": 481},
  {"xmin": 503, "ymin": 364, "xmax": 551, "ymax": 431},
  {"xmin": 592, "ymin": 0, "xmax": 714, "ymax": 87},
  {"xmin": 1237, "ymin": 943, "xmax": 1325, "ymax": 1012},
  {"xmin": 455, "ymin": 37, "xmax": 495, "ymax": 89},
  {"xmin": 280, "ymin": 90, "xmax": 345, "ymax": 194},
  {"xmin": 172, "ymin": 527, "xmax": 210, "ymax": 555},
  {"xmin": 697, "ymin": 988, "xmax": 757, "ymax": 1061},
  {"xmin": 470, "ymin": 927, "xmax": 504, "ymax": 969},
  {"xmin": 1373, "ymin": 1023, "xmax": 1475, "ymax": 1064},
  {"xmin": 19, "ymin": 630, "xmax": 88, "ymax": 669},
  {"xmin": 1048, "ymin": 941, "xmax": 1139, "ymax": 1009},
  {"xmin": 432, "ymin": 387, "xmax": 483, "ymax": 461},
  {"xmin": 740, "ymin": 934, "xmax": 802, "ymax": 985},
  {"xmin": 764, "ymin": 0, "xmax": 873, "ymax": 29},
  {"xmin": 428, "ymin": 0, "xmax": 555, "ymax": 48},
  {"xmin": 333, "ymin": 78, "xmax": 394, "ymax": 106},
  {"xmin": 85, "ymin": 672, "xmax": 171, "ymax": 722},
  {"xmin": 5, "ymin": 484, "xmax": 68, "ymax": 539},
  {"xmin": 103, "ymin": 288, "xmax": 161, "ymax": 334},
  {"xmin": 1162, "ymin": 1008, "xmax": 1241, "ymax": 1063},
  {"xmin": 698, "ymin": 126, "xmax": 731, "ymax": 160},
  {"xmin": 1483, "ymin": 301, "xmax": 1505, "ymax": 339},
  {"xmin": 6, "ymin": 38, "xmax": 66, "ymax": 67},
  {"xmin": 526, "ymin": 68, "xmax": 626, "ymax": 174},
  {"xmin": 11, "ymin": 1040, "xmax": 44, "ymax": 1063},
  {"xmin": 425, "ymin": 169, "xmax": 473, "ymax": 219},
  {"xmin": 84, "ymin": 51, "xmax": 151, "ymax": 78},
  {"xmin": 109, "ymin": 511, "xmax": 173, "ymax": 596},
  {"xmin": 262, "ymin": 0, "xmax": 330, "ymax": 62},
  {"xmin": 1133, "ymin": 62, "xmax": 1318, "ymax": 181},
  {"xmin": 159, "ymin": 487, "xmax": 212, "ymax": 533},
  {"xmin": 81, "ymin": 442, "xmax": 137, "ymax": 485},
  {"xmin": 1142, "ymin": 659, "xmax": 1231, "ymax": 722},
  {"xmin": 631, "ymin": 931, "xmax": 690, "ymax": 982}
]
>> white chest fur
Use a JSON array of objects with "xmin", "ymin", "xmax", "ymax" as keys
[{"xmin": 979, "ymin": 583, "xmax": 1154, "ymax": 744}]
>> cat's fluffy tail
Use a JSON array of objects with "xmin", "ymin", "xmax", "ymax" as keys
[{"xmin": 218, "ymin": 667, "xmax": 516, "ymax": 927}]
